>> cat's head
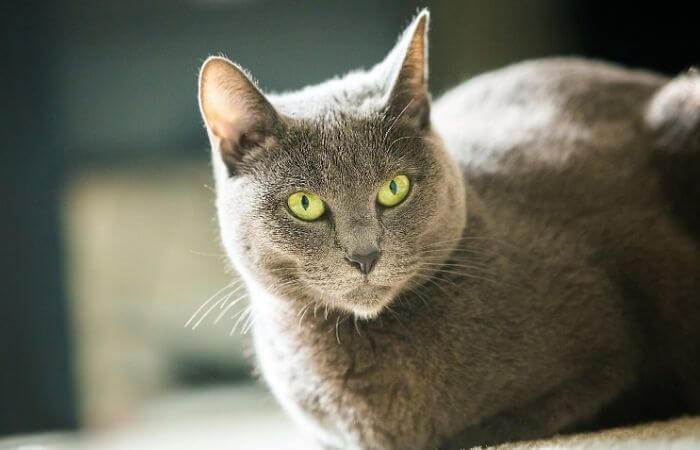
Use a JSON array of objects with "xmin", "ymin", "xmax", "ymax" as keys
[{"xmin": 198, "ymin": 10, "xmax": 466, "ymax": 319}]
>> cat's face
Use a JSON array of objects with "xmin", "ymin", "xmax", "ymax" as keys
[{"xmin": 199, "ymin": 12, "xmax": 465, "ymax": 318}]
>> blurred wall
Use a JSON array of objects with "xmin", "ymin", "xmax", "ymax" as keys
[{"xmin": 1, "ymin": 1, "xmax": 77, "ymax": 436}]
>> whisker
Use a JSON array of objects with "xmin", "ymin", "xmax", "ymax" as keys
[
  {"xmin": 242, "ymin": 310, "xmax": 256, "ymax": 334},
  {"xmin": 335, "ymin": 315, "xmax": 342, "ymax": 344},
  {"xmin": 417, "ymin": 267, "xmax": 500, "ymax": 285},
  {"xmin": 230, "ymin": 306, "xmax": 252, "ymax": 336},
  {"xmin": 419, "ymin": 262, "xmax": 501, "ymax": 278},
  {"xmin": 411, "ymin": 272, "xmax": 453, "ymax": 294},
  {"xmin": 186, "ymin": 280, "xmax": 241, "ymax": 329},
  {"xmin": 419, "ymin": 245, "xmax": 512, "ymax": 261},
  {"xmin": 417, "ymin": 235, "xmax": 514, "ymax": 251},
  {"xmin": 191, "ymin": 295, "xmax": 228, "ymax": 330},
  {"xmin": 353, "ymin": 315, "xmax": 362, "ymax": 336},
  {"xmin": 383, "ymin": 98, "xmax": 414, "ymax": 143},
  {"xmin": 188, "ymin": 249, "xmax": 227, "ymax": 258},
  {"xmin": 214, "ymin": 293, "xmax": 249, "ymax": 324},
  {"xmin": 402, "ymin": 284, "xmax": 430, "ymax": 308},
  {"xmin": 387, "ymin": 135, "xmax": 423, "ymax": 153},
  {"xmin": 297, "ymin": 301, "xmax": 314, "ymax": 329}
]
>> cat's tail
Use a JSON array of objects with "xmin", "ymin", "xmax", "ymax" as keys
[
  {"xmin": 645, "ymin": 68, "xmax": 700, "ymax": 154},
  {"xmin": 647, "ymin": 68, "xmax": 700, "ymax": 242},
  {"xmin": 647, "ymin": 70, "xmax": 700, "ymax": 409}
]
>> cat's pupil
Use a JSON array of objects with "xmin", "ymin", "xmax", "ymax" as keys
[
  {"xmin": 301, "ymin": 195, "xmax": 309, "ymax": 210},
  {"xmin": 390, "ymin": 180, "xmax": 398, "ymax": 195}
]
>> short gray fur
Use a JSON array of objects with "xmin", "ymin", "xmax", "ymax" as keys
[{"xmin": 197, "ymin": 10, "xmax": 700, "ymax": 449}]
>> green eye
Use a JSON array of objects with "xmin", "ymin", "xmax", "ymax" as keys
[
  {"xmin": 288, "ymin": 192, "xmax": 325, "ymax": 221},
  {"xmin": 377, "ymin": 174, "xmax": 410, "ymax": 207}
]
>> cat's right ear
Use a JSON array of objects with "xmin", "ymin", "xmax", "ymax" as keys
[{"xmin": 198, "ymin": 56, "xmax": 282, "ymax": 175}]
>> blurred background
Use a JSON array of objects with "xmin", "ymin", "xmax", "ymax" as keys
[{"xmin": 1, "ymin": 0, "xmax": 697, "ymax": 448}]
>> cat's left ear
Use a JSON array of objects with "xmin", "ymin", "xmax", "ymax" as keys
[{"xmin": 384, "ymin": 9, "xmax": 431, "ymax": 131}]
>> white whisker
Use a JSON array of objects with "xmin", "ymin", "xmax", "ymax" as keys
[
  {"xmin": 383, "ymin": 98, "xmax": 414, "ymax": 143},
  {"xmin": 335, "ymin": 315, "xmax": 342, "ymax": 344},
  {"xmin": 214, "ymin": 293, "xmax": 249, "ymax": 324},
  {"xmin": 230, "ymin": 306, "xmax": 251, "ymax": 336},
  {"xmin": 185, "ymin": 280, "xmax": 240, "ymax": 328}
]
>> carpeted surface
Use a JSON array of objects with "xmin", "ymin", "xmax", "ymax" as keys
[{"xmin": 491, "ymin": 416, "xmax": 700, "ymax": 450}]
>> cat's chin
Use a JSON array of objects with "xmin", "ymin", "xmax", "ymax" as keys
[{"xmin": 342, "ymin": 284, "xmax": 394, "ymax": 319}]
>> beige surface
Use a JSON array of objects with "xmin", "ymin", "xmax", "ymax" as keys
[
  {"xmin": 4, "ymin": 402, "xmax": 698, "ymax": 450},
  {"xmin": 492, "ymin": 416, "xmax": 700, "ymax": 450},
  {"xmin": 0, "ymin": 385, "xmax": 312, "ymax": 450}
]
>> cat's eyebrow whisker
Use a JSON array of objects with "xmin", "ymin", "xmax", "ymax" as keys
[
  {"xmin": 185, "ymin": 280, "xmax": 241, "ymax": 328},
  {"xmin": 387, "ymin": 135, "xmax": 423, "ymax": 153},
  {"xmin": 383, "ymin": 98, "xmax": 414, "ymax": 143}
]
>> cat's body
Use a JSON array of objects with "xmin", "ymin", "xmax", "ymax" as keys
[{"xmin": 197, "ymin": 11, "xmax": 700, "ymax": 450}]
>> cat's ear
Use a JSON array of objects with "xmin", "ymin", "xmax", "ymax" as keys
[
  {"xmin": 198, "ymin": 56, "xmax": 282, "ymax": 175},
  {"xmin": 384, "ymin": 9, "xmax": 431, "ymax": 131}
]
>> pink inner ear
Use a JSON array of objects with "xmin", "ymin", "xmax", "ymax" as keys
[
  {"xmin": 208, "ymin": 107, "xmax": 255, "ymax": 145},
  {"xmin": 209, "ymin": 110, "xmax": 268, "ymax": 157}
]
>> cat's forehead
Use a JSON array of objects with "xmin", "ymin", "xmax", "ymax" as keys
[{"xmin": 257, "ymin": 117, "xmax": 424, "ymax": 194}]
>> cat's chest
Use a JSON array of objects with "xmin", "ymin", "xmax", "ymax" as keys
[{"xmin": 251, "ymin": 302, "xmax": 446, "ymax": 448}]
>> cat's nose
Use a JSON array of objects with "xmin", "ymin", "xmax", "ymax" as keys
[{"xmin": 346, "ymin": 249, "xmax": 380, "ymax": 275}]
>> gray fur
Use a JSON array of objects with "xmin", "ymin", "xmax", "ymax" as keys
[{"xmin": 198, "ymin": 10, "xmax": 700, "ymax": 450}]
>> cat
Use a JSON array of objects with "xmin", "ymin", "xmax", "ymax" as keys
[{"xmin": 197, "ymin": 9, "xmax": 700, "ymax": 450}]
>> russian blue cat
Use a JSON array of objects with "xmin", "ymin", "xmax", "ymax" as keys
[{"xmin": 197, "ymin": 10, "xmax": 700, "ymax": 449}]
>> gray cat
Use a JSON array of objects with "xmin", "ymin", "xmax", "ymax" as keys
[{"xmin": 197, "ymin": 9, "xmax": 700, "ymax": 449}]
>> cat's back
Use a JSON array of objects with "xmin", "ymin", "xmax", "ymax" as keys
[
  {"xmin": 432, "ymin": 57, "xmax": 664, "ymax": 175},
  {"xmin": 434, "ymin": 57, "xmax": 700, "ymax": 409},
  {"xmin": 431, "ymin": 57, "xmax": 675, "ymax": 247},
  {"xmin": 431, "ymin": 57, "xmax": 700, "ymax": 241}
]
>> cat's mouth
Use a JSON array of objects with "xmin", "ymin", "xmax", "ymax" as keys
[{"xmin": 342, "ymin": 284, "xmax": 393, "ymax": 318}]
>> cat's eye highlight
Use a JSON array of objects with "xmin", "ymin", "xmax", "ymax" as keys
[
  {"xmin": 288, "ymin": 192, "xmax": 325, "ymax": 221},
  {"xmin": 377, "ymin": 175, "xmax": 410, "ymax": 207}
]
